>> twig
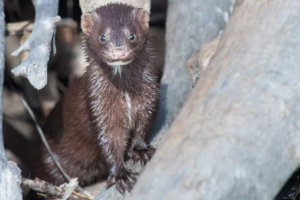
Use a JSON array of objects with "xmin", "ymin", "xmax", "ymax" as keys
[
  {"xmin": 19, "ymin": 96, "xmax": 70, "ymax": 179},
  {"xmin": 21, "ymin": 178, "xmax": 92, "ymax": 200},
  {"xmin": 20, "ymin": 93, "xmax": 94, "ymax": 199}
]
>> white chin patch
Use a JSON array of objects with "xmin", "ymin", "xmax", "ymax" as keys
[
  {"xmin": 106, "ymin": 60, "xmax": 132, "ymax": 66},
  {"xmin": 112, "ymin": 65, "xmax": 122, "ymax": 76}
]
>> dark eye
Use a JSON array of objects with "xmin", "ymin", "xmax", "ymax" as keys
[
  {"xmin": 100, "ymin": 35, "xmax": 106, "ymax": 42},
  {"xmin": 129, "ymin": 34, "xmax": 135, "ymax": 41}
]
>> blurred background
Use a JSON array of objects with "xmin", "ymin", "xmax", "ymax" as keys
[
  {"xmin": 3, "ymin": 0, "xmax": 166, "ymax": 197},
  {"xmin": 3, "ymin": 0, "xmax": 300, "ymax": 199}
]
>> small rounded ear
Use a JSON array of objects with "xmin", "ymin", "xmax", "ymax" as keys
[
  {"xmin": 81, "ymin": 12, "xmax": 98, "ymax": 35},
  {"xmin": 133, "ymin": 9, "xmax": 150, "ymax": 30}
]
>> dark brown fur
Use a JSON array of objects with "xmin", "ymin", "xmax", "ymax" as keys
[{"xmin": 33, "ymin": 3, "xmax": 160, "ymax": 194}]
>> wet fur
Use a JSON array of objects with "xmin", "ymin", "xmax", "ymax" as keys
[{"xmin": 33, "ymin": 3, "xmax": 160, "ymax": 194}]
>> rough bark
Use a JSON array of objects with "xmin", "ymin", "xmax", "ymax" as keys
[
  {"xmin": 0, "ymin": 1, "xmax": 22, "ymax": 200},
  {"xmin": 186, "ymin": 34, "xmax": 221, "ymax": 87},
  {"xmin": 10, "ymin": 0, "xmax": 60, "ymax": 90},
  {"xmin": 79, "ymin": 0, "xmax": 151, "ymax": 13},
  {"xmin": 151, "ymin": 0, "xmax": 236, "ymax": 146},
  {"xmin": 129, "ymin": 0, "xmax": 300, "ymax": 199}
]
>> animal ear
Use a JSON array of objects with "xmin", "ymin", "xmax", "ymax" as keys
[
  {"xmin": 81, "ymin": 12, "xmax": 98, "ymax": 35},
  {"xmin": 133, "ymin": 9, "xmax": 150, "ymax": 30}
]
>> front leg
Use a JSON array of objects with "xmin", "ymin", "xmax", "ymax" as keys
[
  {"xmin": 128, "ymin": 115, "xmax": 156, "ymax": 166},
  {"xmin": 100, "ymin": 130, "xmax": 138, "ymax": 194}
]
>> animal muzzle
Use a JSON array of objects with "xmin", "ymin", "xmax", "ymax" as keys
[{"xmin": 112, "ymin": 48, "xmax": 125, "ymax": 59}]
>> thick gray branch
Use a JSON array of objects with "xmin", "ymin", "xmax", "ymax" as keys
[
  {"xmin": 152, "ymin": 0, "xmax": 236, "ymax": 153},
  {"xmin": 0, "ymin": 1, "xmax": 22, "ymax": 200},
  {"xmin": 129, "ymin": 0, "xmax": 300, "ymax": 199},
  {"xmin": 79, "ymin": 0, "xmax": 151, "ymax": 13},
  {"xmin": 11, "ymin": 0, "xmax": 60, "ymax": 90}
]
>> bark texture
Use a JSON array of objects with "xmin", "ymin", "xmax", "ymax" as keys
[
  {"xmin": 130, "ymin": 0, "xmax": 300, "ymax": 199},
  {"xmin": 151, "ymin": 0, "xmax": 236, "ymax": 151},
  {"xmin": 186, "ymin": 34, "xmax": 221, "ymax": 87},
  {"xmin": 10, "ymin": 0, "xmax": 60, "ymax": 90},
  {"xmin": 79, "ymin": 0, "xmax": 151, "ymax": 13},
  {"xmin": 0, "ymin": 1, "xmax": 22, "ymax": 200}
]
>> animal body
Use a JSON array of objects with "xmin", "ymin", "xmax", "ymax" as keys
[{"xmin": 33, "ymin": 3, "xmax": 160, "ymax": 194}]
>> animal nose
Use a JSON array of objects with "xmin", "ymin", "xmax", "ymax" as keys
[{"xmin": 112, "ymin": 48, "xmax": 125, "ymax": 59}]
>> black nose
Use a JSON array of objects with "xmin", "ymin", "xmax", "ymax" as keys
[{"xmin": 115, "ymin": 41, "xmax": 123, "ymax": 47}]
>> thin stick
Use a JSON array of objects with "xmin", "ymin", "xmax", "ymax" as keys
[
  {"xmin": 21, "ymin": 178, "xmax": 92, "ymax": 200},
  {"xmin": 6, "ymin": 80, "xmax": 93, "ymax": 199},
  {"xmin": 19, "ymin": 94, "xmax": 93, "ymax": 199},
  {"xmin": 19, "ymin": 96, "xmax": 70, "ymax": 179}
]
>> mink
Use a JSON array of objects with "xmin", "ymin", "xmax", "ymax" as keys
[{"xmin": 33, "ymin": 3, "xmax": 160, "ymax": 194}]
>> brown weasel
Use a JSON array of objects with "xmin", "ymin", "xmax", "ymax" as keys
[{"xmin": 33, "ymin": 3, "xmax": 160, "ymax": 194}]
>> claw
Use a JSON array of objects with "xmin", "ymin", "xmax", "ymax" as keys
[
  {"xmin": 128, "ymin": 169, "xmax": 139, "ymax": 176},
  {"xmin": 120, "ymin": 179, "xmax": 126, "ymax": 189},
  {"xmin": 116, "ymin": 181, "xmax": 125, "ymax": 194},
  {"xmin": 128, "ymin": 145, "xmax": 156, "ymax": 166},
  {"xmin": 144, "ymin": 153, "xmax": 149, "ymax": 161},
  {"xmin": 106, "ymin": 176, "xmax": 116, "ymax": 189},
  {"xmin": 106, "ymin": 168, "xmax": 138, "ymax": 194},
  {"xmin": 141, "ymin": 159, "xmax": 145, "ymax": 166},
  {"xmin": 125, "ymin": 181, "xmax": 132, "ymax": 192}
]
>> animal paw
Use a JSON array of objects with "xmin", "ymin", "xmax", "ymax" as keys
[
  {"xmin": 128, "ymin": 145, "xmax": 156, "ymax": 166},
  {"xmin": 106, "ymin": 168, "xmax": 139, "ymax": 194}
]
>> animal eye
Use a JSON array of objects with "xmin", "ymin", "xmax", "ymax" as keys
[
  {"xmin": 129, "ymin": 34, "xmax": 135, "ymax": 41},
  {"xmin": 100, "ymin": 35, "xmax": 106, "ymax": 42}
]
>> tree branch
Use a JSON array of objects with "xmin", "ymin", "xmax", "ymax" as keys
[
  {"xmin": 79, "ymin": 0, "xmax": 151, "ymax": 13},
  {"xmin": 21, "ymin": 178, "xmax": 92, "ymax": 200},
  {"xmin": 151, "ymin": 0, "xmax": 236, "ymax": 147},
  {"xmin": 10, "ymin": 0, "xmax": 60, "ymax": 90},
  {"xmin": 0, "ymin": 1, "xmax": 22, "ymax": 199},
  {"xmin": 130, "ymin": 0, "xmax": 300, "ymax": 199}
]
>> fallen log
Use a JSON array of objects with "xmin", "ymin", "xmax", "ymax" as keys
[{"xmin": 130, "ymin": 0, "xmax": 300, "ymax": 199}]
